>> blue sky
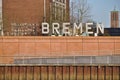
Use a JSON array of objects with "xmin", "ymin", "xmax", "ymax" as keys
[{"xmin": 71, "ymin": 0, "xmax": 120, "ymax": 27}]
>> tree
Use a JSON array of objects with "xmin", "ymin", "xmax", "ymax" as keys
[
  {"xmin": 70, "ymin": 1, "xmax": 78, "ymax": 23},
  {"xmin": 70, "ymin": 0, "xmax": 91, "ymax": 23},
  {"xmin": 78, "ymin": 0, "xmax": 91, "ymax": 23},
  {"xmin": 70, "ymin": 0, "xmax": 92, "ymax": 36}
]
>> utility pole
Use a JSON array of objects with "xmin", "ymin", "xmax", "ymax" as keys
[
  {"xmin": 0, "ymin": 13, "xmax": 3, "ymax": 36},
  {"xmin": 71, "ymin": 2, "xmax": 73, "ymax": 24},
  {"xmin": 78, "ymin": 9, "xmax": 80, "ymax": 23},
  {"xmin": 0, "ymin": 25, "xmax": 1, "ymax": 36},
  {"xmin": 44, "ymin": 0, "xmax": 46, "ymax": 22},
  {"xmin": 71, "ymin": 1, "xmax": 74, "ymax": 36}
]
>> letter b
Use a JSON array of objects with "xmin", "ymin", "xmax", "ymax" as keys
[{"xmin": 42, "ymin": 23, "xmax": 49, "ymax": 34}]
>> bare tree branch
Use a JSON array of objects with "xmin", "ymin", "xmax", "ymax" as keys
[{"xmin": 70, "ymin": 0, "xmax": 92, "ymax": 23}]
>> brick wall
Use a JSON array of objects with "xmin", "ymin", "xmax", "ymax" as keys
[
  {"xmin": 3, "ymin": 0, "xmax": 50, "ymax": 34},
  {"xmin": 0, "ymin": 36, "xmax": 120, "ymax": 63}
]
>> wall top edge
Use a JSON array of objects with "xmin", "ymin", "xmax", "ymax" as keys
[
  {"xmin": 0, "ymin": 36, "xmax": 120, "ymax": 39},
  {"xmin": 0, "ymin": 64, "xmax": 120, "ymax": 67}
]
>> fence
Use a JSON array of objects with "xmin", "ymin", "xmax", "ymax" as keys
[
  {"xmin": 12, "ymin": 55, "xmax": 120, "ymax": 65},
  {"xmin": 0, "ymin": 65, "xmax": 120, "ymax": 80}
]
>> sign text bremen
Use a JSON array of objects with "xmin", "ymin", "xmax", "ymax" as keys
[{"xmin": 42, "ymin": 22, "xmax": 104, "ymax": 36}]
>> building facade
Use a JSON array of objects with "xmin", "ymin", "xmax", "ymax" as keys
[
  {"xmin": 2, "ymin": 0, "xmax": 69, "ymax": 36},
  {"xmin": 111, "ymin": 10, "xmax": 119, "ymax": 28}
]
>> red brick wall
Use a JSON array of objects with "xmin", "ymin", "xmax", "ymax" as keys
[
  {"xmin": 0, "ymin": 36, "xmax": 120, "ymax": 63},
  {"xmin": 3, "ymin": 0, "xmax": 50, "ymax": 33}
]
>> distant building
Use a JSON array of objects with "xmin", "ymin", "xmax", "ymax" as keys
[
  {"xmin": 104, "ymin": 28, "xmax": 120, "ymax": 36},
  {"xmin": 2, "ymin": 0, "xmax": 70, "ymax": 36},
  {"xmin": 110, "ymin": 9, "xmax": 119, "ymax": 28}
]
